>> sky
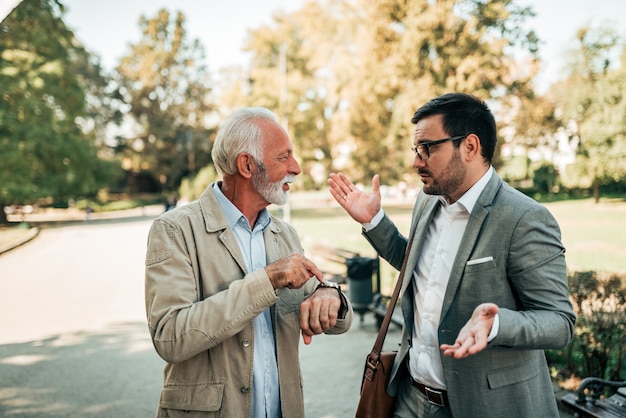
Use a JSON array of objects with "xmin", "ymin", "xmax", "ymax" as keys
[{"xmin": 2, "ymin": 0, "xmax": 625, "ymax": 92}]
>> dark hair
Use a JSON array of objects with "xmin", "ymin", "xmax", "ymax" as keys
[{"xmin": 411, "ymin": 93, "xmax": 497, "ymax": 163}]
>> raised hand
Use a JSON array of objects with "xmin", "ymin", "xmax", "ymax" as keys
[{"xmin": 328, "ymin": 173, "xmax": 382, "ymax": 224}]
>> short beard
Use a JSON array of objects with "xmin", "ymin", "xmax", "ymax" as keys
[
  {"xmin": 252, "ymin": 161, "xmax": 295, "ymax": 205},
  {"xmin": 420, "ymin": 148, "xmax": 466, "ymax": 198}
]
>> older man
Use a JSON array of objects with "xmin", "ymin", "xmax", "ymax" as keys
[{"xmin": 146, "ymin": 107, "xmax": 352, "ymax": 417}]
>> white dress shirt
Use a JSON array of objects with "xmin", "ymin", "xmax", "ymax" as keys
[
  {"xmin": 411, "ymin": 167, "xmax": 493, "ymax": 389},
  {"xmin": 364, "ymin": 167, "xmax": 497, "ymax": 390}
]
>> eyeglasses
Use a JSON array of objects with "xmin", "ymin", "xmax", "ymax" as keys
[{"xmin": 410, "ymin": 135, "xmax": 467, "ymax": 161}]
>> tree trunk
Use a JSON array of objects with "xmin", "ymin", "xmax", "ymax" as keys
[{"xmin": 0, "ymin": 203, "xmax": 8, "ymax": 224}]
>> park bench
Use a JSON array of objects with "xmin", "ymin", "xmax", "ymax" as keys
[
  {"xmin": 305, "ymin": 241, "xmax": 359, "ymax": 284},
  {"xmin": 306, "ymin": 241, "xmax": 403, "ymax": 327},
  {"xmin": 561, "ymin": 377, "xmax": 626, "ymax": 417}
]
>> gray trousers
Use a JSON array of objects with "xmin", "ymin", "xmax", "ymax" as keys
[{"xmin": 394, "ymin": 377, "xmax": 454, "ymax": 418}]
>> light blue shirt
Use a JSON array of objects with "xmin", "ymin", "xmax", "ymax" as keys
[{"xmin": 213, "ymin": 183, "xmax": 281, "ymax": 418}]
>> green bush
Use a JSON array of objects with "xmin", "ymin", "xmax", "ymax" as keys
[{"xmin": 548, "ymin": 270, "xmax": 626, "ymax": 383}]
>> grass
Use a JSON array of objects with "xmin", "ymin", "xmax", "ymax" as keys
[
  {"xmin": 288, "ymin": 196, "xmax": 626, "ymax": 288},
  {"xmin": 544, "ymin": 198, "xmax": 626, "ymax": 273},
  {"xmin": 2, "ymin": 194, "xmax": 624, "ymax": 277},
  {"xmin": 289, "ymin": 204, "xmax": 416, "ymax": 294}
]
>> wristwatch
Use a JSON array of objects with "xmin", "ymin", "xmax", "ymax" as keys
[
  {"xmin": 315, "ymin": 280, "xmax": 341, "ymax": 293},
  {"xmin": 315, "ymin": 281, "xmax": 348, "ymax": 318}
]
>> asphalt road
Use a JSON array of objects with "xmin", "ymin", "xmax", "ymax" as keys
[{"xmin": 0, "ymin": 213, "xmax": 400, "ymax": 418}]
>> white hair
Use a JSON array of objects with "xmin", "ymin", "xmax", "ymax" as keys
[{"xmin": 211, "ymin": 107, "xmax": 279, "ymax": 176}]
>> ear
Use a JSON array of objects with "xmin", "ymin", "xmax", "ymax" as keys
[
  {"xmin": 462, "ymin": 134, "xmax": 481, "ymax": 162},
  {"xmin": 236, "ymin": 153, "xmax": 254, "ymax": 178}
]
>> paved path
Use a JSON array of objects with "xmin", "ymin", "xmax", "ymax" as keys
[{"xmin": 0, "ymin": 212, "xmax": 575, "ymax": 417}]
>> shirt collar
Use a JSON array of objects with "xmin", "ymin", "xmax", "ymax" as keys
[
  {"xmin": 438, "ymin": 166, "xmax": 493, "ymax": 213},
  {"xmin": 212, "ymin": 182, "xmax": 271, "ymax": 230}
]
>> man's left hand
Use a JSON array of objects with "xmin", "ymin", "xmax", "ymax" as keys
[
  {"xmin": 299, "ymin": 288, "xmax": 342, "ymax": 345},
  {"xmin": 440, "ymin": 303, "xmax": 498, "ymax": 358}
]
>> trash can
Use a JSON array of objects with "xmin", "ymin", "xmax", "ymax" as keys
[{"xmin": 346, "ymin": 256, "xmax": 376, "ymax": 321}]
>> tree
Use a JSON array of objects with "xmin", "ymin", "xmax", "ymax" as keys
[
  {"xmin": 550, "ymin": 26, "xmax": 626, "ymax": 202},
  {"xmin": 0, "ymin": 0, "xmax": 120, "ymax": 223},
  {"xmin": 236, "ymin": 0, "xmax": 541, "ymax": 187},
  {"xmin": 233, "ymin": 0, "xmax": 362, "ymax": 189},
  {"xmin": 346, "ymin": 0, "xmax": 541, "ymax": 184},
  {"xmin": 116, "ymin": 9, "xmax": 216, "ymax": 194}
]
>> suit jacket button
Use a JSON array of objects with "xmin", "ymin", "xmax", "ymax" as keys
[{"xmin": 241, "ymin": 387, "xmax": 250, "ymax": 394}]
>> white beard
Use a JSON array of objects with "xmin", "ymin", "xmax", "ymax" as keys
[{"xmin": 252, "ymin": 162, "xmax": 296, "ymax": 205}]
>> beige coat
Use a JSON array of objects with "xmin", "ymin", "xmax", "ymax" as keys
[{"xmin": 145, "ymin": 184, "xmax": 352, "ymax": 417}]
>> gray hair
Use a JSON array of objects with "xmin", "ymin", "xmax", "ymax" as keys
[{"xmin": 211, "ymin": 107, "xmax": 279, "ymax": 176}]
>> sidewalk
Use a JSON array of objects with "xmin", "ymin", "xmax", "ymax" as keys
[
  {"xmin": 0, "ymin": 205, "xmax": 164, "ymax": 255},
  {"xmin": 0, "ymin": 225, "xmax": 39, "ymax": 255}
]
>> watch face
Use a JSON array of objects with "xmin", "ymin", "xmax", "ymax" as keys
[{"xmin": 322, "ymin": 281, "xmax": 339, "ymax": 289}]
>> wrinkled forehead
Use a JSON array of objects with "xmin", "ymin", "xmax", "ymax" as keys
[{"xmin": 259, "ymin": 120, "xmax": 292, "ymax": 156}]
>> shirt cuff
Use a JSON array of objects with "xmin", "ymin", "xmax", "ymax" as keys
[
  {"xmin": 487, "ymin": 313, "xmax": 499, "ymax": 342},
  {"xmin": 362, "ymin": 209, "xmax": 385, "ymax": 232}
]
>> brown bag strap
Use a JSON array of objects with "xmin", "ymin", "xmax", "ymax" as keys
[{"xmin": 369, "ymin": 196, "xmax": 430, "ymax": 358}]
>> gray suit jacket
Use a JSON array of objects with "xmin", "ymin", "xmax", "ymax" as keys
[{"xmin": 364, "ymin": 172, "xmax": 575, "ymax": 418}]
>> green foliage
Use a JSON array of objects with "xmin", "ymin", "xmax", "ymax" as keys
[
  {"xmin": 344, "ymin": 0, "xmax": 541, "ymax": 184},
  {"xmin": 549, "ymin": 271, "xmax": 626, "ymax": 381},
  {"xmin": 238, "ymin": 0, "xmax": 364, "ymax": 187},
  {"xmin": 178, "ymin": 165, "xmax": 217, "ymax": 201},
  {"xmin": 532, "ymin": 162, "xmax": 558, "ymax": 194},
  {"xmin": 0, "ymin": 0, "xmax": 121, "ymax": 221},
  {"xmin": 232, "ymin": 0, "xmax": 541, "ymax": 186},
  {"xmin": 549, "ymin": 26, "xmax": 626, "ymax": 202},
  {"xmin": 499, "ymin": 154, "xmax": 529, "ymax": 182},
  {"xmin": 116, "ymin": 9, "xmax": 216, "ymax": 193}
]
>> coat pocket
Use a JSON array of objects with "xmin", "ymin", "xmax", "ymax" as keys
[
  {"xmin": 486, "ymin": 358, "xmax": 539, "ymax": 389},
  {"xmin": 464, "ymin": 257, "xmax": 497, "ymax": 273},
  {"xmin": 160, "ymin": 381, "xmax": 224, "ymax": 412}
]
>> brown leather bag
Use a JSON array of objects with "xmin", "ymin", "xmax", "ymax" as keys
[
  {"xmin": 355, "ymin": 217, "xmax": 420, "ymax": 418},
  {"xmin": 355, "ymin": 349, "xmax": 397, "ymax": 417}
]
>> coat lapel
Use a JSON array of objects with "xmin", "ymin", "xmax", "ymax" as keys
[
  {"xmin": 201, "ymin": 184, "xmax": 249, "ymax": 275},
  {"xmin": 440, "ymin": 173, "xmax": 503, "ymax": 320}
]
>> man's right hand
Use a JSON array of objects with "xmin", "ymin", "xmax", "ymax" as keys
[
  {"xmin": 328, "ymin": 173, "xmax": 382, "ymax": 223},
  {"xmin": 265, "ymin": 253, "xmax": 324, "ymax": 289}
]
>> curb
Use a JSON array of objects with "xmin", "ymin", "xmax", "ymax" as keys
[{"xmin": 0, "ymin": 226, "xmax": 40, "ymax": 255}]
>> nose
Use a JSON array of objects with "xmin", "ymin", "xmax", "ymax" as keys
[
  {"xmin": 412, "ymin": 154, "xmax": 426, "ymax": 170},
  {"xmin": 289, "ymin": 155, "xmax": 301, "ymax": 175}
]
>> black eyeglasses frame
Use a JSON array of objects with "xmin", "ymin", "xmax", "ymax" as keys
[{"xmin": 410, "ymin": 134, "xmax": 467, "ymax": 161}]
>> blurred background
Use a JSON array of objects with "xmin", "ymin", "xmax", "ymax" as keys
[
  {"xmin": 1, "ymin": 2, "xmax": 625, "ymax": 416},
  {"xmin": 1, "ymin": 0, "xmax": 625, "ymax": 221}
]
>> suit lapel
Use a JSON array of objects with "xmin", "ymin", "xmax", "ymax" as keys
[{"xmin": 440, "ymin": 173, "xmax": 502, "ymax": 320}]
